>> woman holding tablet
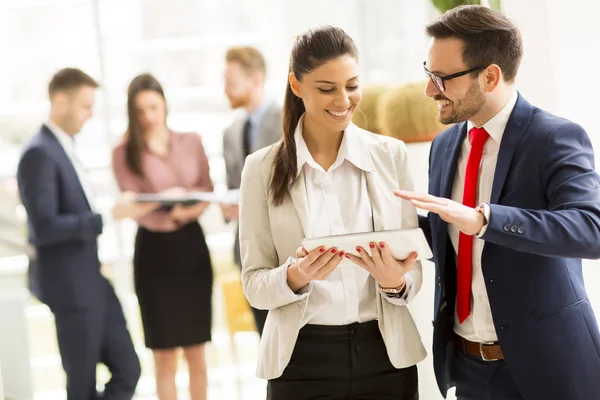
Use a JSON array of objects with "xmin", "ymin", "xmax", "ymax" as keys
[
  {"xmin": 239, "ymin": 26, "xmax": 425, "ymax": 399},
  {"xmin": 112, "ymin": 74, "xmax": 213, "ymax": 400}
]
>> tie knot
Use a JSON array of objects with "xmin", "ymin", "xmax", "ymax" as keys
[{"xmin": 468, "ymin": 127, "xmax": 489, "ymax": 145}]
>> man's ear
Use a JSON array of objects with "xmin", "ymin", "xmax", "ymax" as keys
[
  {"xmin": 289, "ymin": 73, "xmax": 302, "ymax": 98},
  {"xmin": 482, "ymin": 64, "xmax": 502, "ymax": 93},
  {"xmin": 50, "ymin": 91, "xmax": 69, "ymax": 113},
  {"xmin": 251, "ymin": 71, "xmax": 265, "ymax": 87}
]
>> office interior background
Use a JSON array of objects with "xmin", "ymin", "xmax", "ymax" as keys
[{"xmin": 0, "ymin": 0, "xmax": 598, "ymax": 399}]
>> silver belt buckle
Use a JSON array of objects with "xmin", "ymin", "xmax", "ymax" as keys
[{"xmin": 479, "ymin": 341, "xmax": 500, "ymax": 362}]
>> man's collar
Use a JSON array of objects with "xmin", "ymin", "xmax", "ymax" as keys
[
  {"xmin": 46, "ymin": 120, "xmax": 75, "ymax": 153},
  {"xmin": 467, "ymin": 90, "xmax": 518, "ymax": 144}
]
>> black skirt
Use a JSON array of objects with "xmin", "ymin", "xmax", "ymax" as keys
[
  {"xmin": 267, "ymin": 320, "xmax": 419, "ymax": 400},
  {"xmin": 133, "ymin": 221, "xmax": 213, "ymax": 349}
]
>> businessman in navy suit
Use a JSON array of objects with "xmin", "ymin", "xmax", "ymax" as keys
[
  {"xmin": 17, "ymin": 68, "xmax": 156, "ymax": 400},
  {"xmin": 396, "ymin": 6, "xmax": 600, "ymax": 400}
]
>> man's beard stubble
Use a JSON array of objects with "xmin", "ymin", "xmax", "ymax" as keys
[
  {"xmin": 435, "ymin": 80, "xmax": 486, "ymax": 125},
  {"xmin": 228, "ymin": 91, "xmax": 252, "ymax": 109}
]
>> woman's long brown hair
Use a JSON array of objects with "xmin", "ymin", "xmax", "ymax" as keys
[
  {"xmin": 269, "ymin": 26, "xmax": 358, "ymax": 206},
  {"xmin": 124, "ymin": 73, "xmax": 166, "ymax": 178}
]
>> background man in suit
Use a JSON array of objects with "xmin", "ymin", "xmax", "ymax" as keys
[
  {"xmin": 222, "ymin": 46, "xmax": 282, "ymax": 335},
  {"xmin": 17, "ymin": 68, "xmax": 156, "ymax": 400},
  {"xmin": 396, "ymin": 5, "xmax": 600, "ymax": 400}
]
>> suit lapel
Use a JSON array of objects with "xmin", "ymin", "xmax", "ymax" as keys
[
  {"xmin": 232, "ymin": 117, "xmax": 246, "ymax": 162},
  {"xmin": 41, "ymin": 126, "xmax": 92, "ymax": 210},
  {"xmin": 364, "ymin": 141, "xmax": 402, "ymax": 231},
  {"xmin": 436, "ymin": 123, "xmax": 466, "ymax": 268},
  {"xmin": 366, "ymin": 169, "xmax": 384, "ymax": 231},
  {"xmin": 289, "ymin": 170, "xmax": 310, "ymax": 237},
  {"xmin": 490, "ymin": 94, "xmax": 532, "ymax": 204},
  {"xmin": 440, "ymin": 123, "xmax": 467, "ymax": 199}
]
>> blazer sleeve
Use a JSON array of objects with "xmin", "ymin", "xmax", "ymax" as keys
[
  {"xmin": 381, "ymin": 140, "xmax": 423, "ymax": 306},
  {"xmin": 17, "ymin": 147, "xmax": 103, "ymax": 247},
  {"xmin": 111, "ymin": 144, "xmax": 176, "ymax": 230},
  {"xmin": 483, "ymin": 121, "xmax": 600, "ymax": 258},
  {"xmin": 239, "ymin": 152, "xmax": 312, "ymax": 310}
]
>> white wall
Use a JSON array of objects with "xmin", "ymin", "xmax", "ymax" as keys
[
  {"xmin": 0, "ymin": 360, "xmax": 4, "ymax": 400},
  {"xmin": 502, "ymin": 0, "xmax": 600, "ymax": 312},
  {"xmin": 503, "ymin": 0, "xmax": 600, "ymax": 150}
]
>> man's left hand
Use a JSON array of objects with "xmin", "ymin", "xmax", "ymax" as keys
[{"xmin": 394, "ymin": 190, "xmax": 485, "ymax": 236}]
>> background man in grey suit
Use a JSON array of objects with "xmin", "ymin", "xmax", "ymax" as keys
[{"xmin": 222, "ymin": 46, "xmax": 282, "ymax": 335}]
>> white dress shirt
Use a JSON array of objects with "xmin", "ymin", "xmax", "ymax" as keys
[
  {"xmin": 450, "ymin": 91, "xmax": 518, "ymax": 343},
  {"xmin": 295, "ymin": 119, "xmax": 379, "ymax": 325},
  {"xmin": 46, "ymin": 121, "xmax": 97, "ymax": 211}
]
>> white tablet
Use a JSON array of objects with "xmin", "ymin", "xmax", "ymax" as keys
[
  {"xmin": 136, "ymin": 189, "xmax": 240, "ymax": 207},
  {"xmin": 302, "ymin": 228, "xmax": 433, "ymax": 261}
]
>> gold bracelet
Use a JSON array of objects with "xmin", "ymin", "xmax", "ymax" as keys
[{"xmin": 379, "ymin": 280, "xmax": 406, "ymax": 295}]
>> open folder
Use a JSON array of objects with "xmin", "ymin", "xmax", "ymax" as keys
[
  {"xmin": 302, "ymin": 228, "xmax": 433, "ymax": 261},
  {"xmin": 136, "ymin": 189, "xmax": 240, "ymax": 207}
]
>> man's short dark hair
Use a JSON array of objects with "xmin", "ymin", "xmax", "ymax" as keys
[
  {"xmin": 425, "ymin": 5, "xmax": 523, "ymax": 82},
  {"xmin": 48, "ymin": 68, "xmax": 99, "ymax": 98}
]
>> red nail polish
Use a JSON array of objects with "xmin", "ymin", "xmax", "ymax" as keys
[
  {"xmin": 344, "ymin": 254, "xmax": 350, "ymax": 259},
  {"xmin": 356, "ymin": 247, "xmax": 361, "ymax": 253},
  {"xmin": 331, "ymin": 248, "xmax": 337, "ymax": 253},
  {"xmin": 319, "ymin": 248, "xmax": 325, "ymax": 253},
  {"xmin": 369, "ymin": 243, "xmax": 375, "ymax": 249},
  {"xmin": 379, "ymin": 243, "xmax": 385, "ymax": 249},
  {"xmin": 339, "ymin": 251, "xmax": 345, "ymax": 257}
]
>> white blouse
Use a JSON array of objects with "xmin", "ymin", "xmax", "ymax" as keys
[{"xmin": 294, "ymin": 117, "xmax": 378, "ymax": 325}]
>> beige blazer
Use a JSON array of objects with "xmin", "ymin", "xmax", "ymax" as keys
[{"xmin": 239, "ymin": 123, "xmax": 427, "ymax": 380}]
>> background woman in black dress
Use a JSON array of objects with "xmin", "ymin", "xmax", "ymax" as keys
[{"xmin": 112, "ymin": 73, "xmax": 213, "ymax": 400}]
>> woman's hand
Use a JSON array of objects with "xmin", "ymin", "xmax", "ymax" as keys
[
  {"xmin": 170, "ymin": 202, "xmax": 209, "ymax": 224},
  {"xmin": 112, "ymin": 191, "xmax": 159, "ymax": 220},
  {"xmin": 286, "ymin": 246, "xmax": 344, "ymax": 292},
  {"xmin": 345, "ymin": 242, "xmax": 418, "ymax": 289},
  {"xmin": 160, "ymin": 186, "xmax": 188, "ymax": 198},
  {"xmin": 221, "ymin": 204, "xmax": 239, "ymax": 221}
]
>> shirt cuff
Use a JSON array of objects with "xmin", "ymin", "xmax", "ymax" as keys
[
  {"xmin": 276, "ymin": 256, "xmax": 312, "ymax": 303},
  {"xmin": 476, "ymin": 203, "xmax": 491, "ymax": 238}
]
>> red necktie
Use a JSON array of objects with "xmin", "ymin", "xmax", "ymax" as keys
[{"xmin": 457, "ymin": 127, "xmax": 489, "ymax": 324}]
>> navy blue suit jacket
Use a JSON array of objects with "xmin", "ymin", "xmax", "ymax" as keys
[
  {"xmin": 423, "ymin": 94, "xmax": 600, "ymax": 399},
  {"xmin": 17, "ymin": 125, "xmax": 106, "ymax": 311}
]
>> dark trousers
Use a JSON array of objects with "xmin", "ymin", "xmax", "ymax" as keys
[
  {"xmin": 452, "ymin": 347, "xmax": 525, "ymax": 400},
  {"xmin": 53, "ymin": 282, "xmax": 141, "ymax": 400},
  {"xmin": 267, "ymin": 320, "xmax": 418, "ymax": 400},
  {"xmin": 251, "ymin": 304, "xmax": 268, "ymax": 336}
]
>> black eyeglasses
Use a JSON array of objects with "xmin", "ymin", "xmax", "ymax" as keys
[{"xmin": 423, "ymin": 62, "xmax": 485, "ymax": 92}]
